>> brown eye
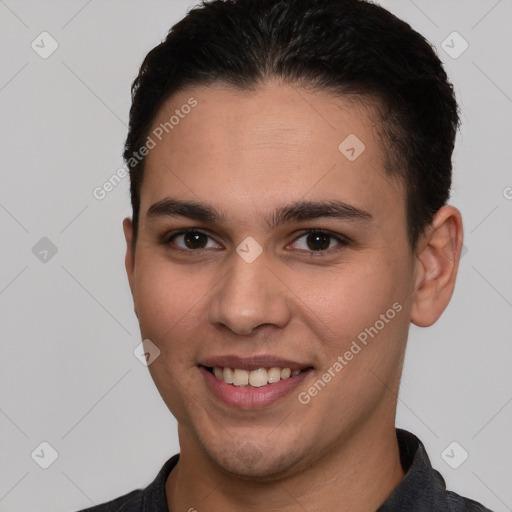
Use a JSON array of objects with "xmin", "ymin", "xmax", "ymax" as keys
[
  {"xmin": 292, "ymin": 229, "xmax": 348, "ymax": 252},
  {"xmin": 305, "ymin": 232, "xmax": 331, "ymax": 251},
  {"xmin": 167, "ymin": 229, "xmax": 220, "ymax": 250}
]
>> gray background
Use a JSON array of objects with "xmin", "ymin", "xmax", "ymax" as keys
[{"xmin": 0, "ymin": 1, "xmax": 511, "ymax": 511}]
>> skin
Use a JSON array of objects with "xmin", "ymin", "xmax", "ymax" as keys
[{"xmin": 122, "ymin": 80, "xmax": 463, "ymax": 511}]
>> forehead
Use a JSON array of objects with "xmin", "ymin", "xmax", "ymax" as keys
[{"xmin": 140, "ymin": 82, "xmax": 405, "ymax": 234}]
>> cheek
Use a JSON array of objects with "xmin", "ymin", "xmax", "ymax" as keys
[
  {"xmin": 291, "ymin": 257, "xmax": 405, "ymax": 350},
  {"xmin": 133, "ymin": 258, "xmax": 208, "ymax": 351}
]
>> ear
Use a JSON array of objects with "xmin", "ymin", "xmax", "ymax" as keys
[
  {"xmin": 410, "ymin": 205, "xmax": 464, "ymax": 327},
  {"xmin": 122, "ymin": 217, "xmax": 138, "ymax": 317}
]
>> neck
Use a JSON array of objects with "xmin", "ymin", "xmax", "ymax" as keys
[{"xmin": 165, "ymin": 421, "xmax": 404, "ymax": 512}]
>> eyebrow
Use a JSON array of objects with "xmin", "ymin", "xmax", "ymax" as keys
[{"xmin": 146, "ymin": 197, "xmax": 373, "ymax": 229}]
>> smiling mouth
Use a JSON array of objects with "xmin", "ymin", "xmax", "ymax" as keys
[{"xmin": 202, "ymin": 365, "xmax": 313, "ymax": 388}]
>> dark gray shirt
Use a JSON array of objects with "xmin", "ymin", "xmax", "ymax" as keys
[{"xmin": 75, "ymin": 429, "xmax": 493, "ymax": 512}]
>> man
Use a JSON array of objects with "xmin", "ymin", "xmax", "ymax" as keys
[{"xmin": 78, "ymin": 0, "xmax": 493, "ymax": 510}]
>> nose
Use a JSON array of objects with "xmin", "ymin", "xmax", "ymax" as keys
[{"xmin": 207, "ymin": 249, "xmax": 292, "ymax": 336}]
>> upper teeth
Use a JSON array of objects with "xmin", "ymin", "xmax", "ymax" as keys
[{"xmin": 212, "ymin": 366, "xmax": 302, "ymax": 387}]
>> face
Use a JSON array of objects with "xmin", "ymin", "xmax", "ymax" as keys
[{"xmin": 123, "ymin": 81, "xmax": 419, "ymax": 478}]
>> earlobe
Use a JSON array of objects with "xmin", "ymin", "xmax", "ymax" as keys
[
  {"xmin": 410, "ymin": 206, "xmax": 464, "ymax": 327},
  {"xmin": 122, "ymin": 217, "xmax": 135, "ymax": 297}
]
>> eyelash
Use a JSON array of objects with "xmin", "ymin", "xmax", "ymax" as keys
[{"xmin": 160, "ymin": 228, "xmax": 350, "ymax": 257}]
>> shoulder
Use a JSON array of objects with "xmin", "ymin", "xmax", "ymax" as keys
[
  {"xmin": 444, "ymin": 489, "xmax": 495, "ymax": 512},
  {"xmin": 71, "ymin": 453, "xmax": 180, "ymax": 512}
]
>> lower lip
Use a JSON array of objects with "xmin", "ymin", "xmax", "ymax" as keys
[{"xmin": 200, "ymin": 366, "xmax": 312, "ymax": 409}]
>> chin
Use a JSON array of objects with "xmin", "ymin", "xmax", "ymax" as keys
[{"xmin": 202, "ymin": 438, "xmax": 303, "ymax": 481}]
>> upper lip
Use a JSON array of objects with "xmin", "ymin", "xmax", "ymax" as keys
[{"xmin": 199, "ymin": 355, "xmax": 311, "ymax": 372}]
